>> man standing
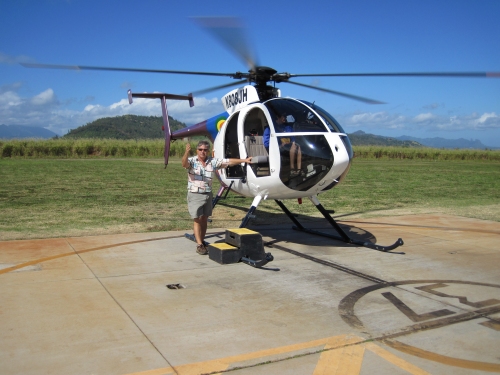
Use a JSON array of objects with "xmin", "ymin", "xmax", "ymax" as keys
[{"xmin": 182, "ymin": 140, "xmax": 252, "ymax": 255}]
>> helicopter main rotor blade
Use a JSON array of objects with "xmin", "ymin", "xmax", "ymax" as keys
[
  {"xmin": 190, "ymin": 79, "xmax": 248, "ymax": 97},
  {"xmin": 286, "ymin": 80, "xmax": 385, "ymax": 104},
  {"xmin": 289, "ymin": 71, "xmax": 500, "ymax": 78},
  {"xmin": 192, "ymin": 16, "xmax": 259, "ymax": 71},
  {"xmin": 20, "ymin": 62, "xmax": 241, "ymax": 78}
]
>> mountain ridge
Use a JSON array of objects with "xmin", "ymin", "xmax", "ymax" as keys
[
  {"xmin": 395, "ymin": 134, "xmax": 490, "ymax": 149},
  {"xmin": 348, "ymin": 130, "xmax": 423, "ymax": 147},
  {"xmin": 1, "ymin": 118, "xmax": 496, "ymax": 149},
  {"xmin": 0, "ymin": 124, "xmax": 58, "ymax": 139}
]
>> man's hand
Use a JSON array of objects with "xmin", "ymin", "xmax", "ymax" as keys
[
  {"xmin": 227, "ymin": 156, "xmax": 252, "ymax": 166},
  {"xmin": 182, "ymin": 143, "xmax": 191, "ymax": 169}
]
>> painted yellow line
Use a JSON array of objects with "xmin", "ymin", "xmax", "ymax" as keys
[
  {"xmin": 174, "ymin": 359, "xmax": 230, "ymax": 375},
  {"xmin": 123, "ymin": 335, "xmax": 364, "ymax": 375},
  {"xmin": 0, "ymin": 235, "xmax": 181, "ymax": 276},
  {"xmin": 384, "ymin": 339, "xmax": 500, "ymax": 373},
  {"xmin": 313, "ymin": 340, "xmax": 432, "ymax": 375},
  {"xmin": 0, "ymin": 251, "xmax": 76, "ymax": 275},
  {"xmin": 365, "ymin": 343, "xmax": 431, "ymax": 375},
  {"xmin": 123, "ymin": 335, "xmax": 436, "ymax": 375},
  {"xmin": 314, "ymin": 344, "xmax": 365, "ymax": 375},
  {"xmin": 122, "ymin": 368, "xmax": 174, "ymax": 375},
  {"xmin": 172, "ymin": 335, "xmax": 364, "ymax": 375}
]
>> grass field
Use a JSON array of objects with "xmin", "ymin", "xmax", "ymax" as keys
[
  {"xmin": 2, "ymin": 139, "xmax": 500, "ymax": 160},
  {"xmin": 1, "ymin": 157, "xmax": 499, "ymax": 240}
]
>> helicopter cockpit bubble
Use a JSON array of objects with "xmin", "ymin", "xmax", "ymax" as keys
[
  {"xmin": 261, "ymin": 98, "xmax": 349, "ymax": 193},
  {"xmin": 297, "ymin": 99, "xmax": 354, "ymax": 164},
  {"xmin": 264, "ymin": 98, "xmax": 330, "ymax": 133},
  {"xmin": 299, "ymin": 100, "xmax": 348, "ymax": 134},
  {"xmin": 278, "ymin": 134, "xmax": 333, "ymax": 191}
]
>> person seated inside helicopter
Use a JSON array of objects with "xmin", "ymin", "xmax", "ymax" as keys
[{"xmin": 263, "ymin": 113, "xmax": 302, "ymax": 176}]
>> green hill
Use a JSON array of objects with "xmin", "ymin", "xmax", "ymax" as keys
[
  {"xmin": 65, "ymin": 116, "xmax": 424, "ymax": 147},
  {"xmin": 63, "ymin": 115, "xmax": 186, "ymax": 139},
  {"xmin": 348, "ymin": 130, "xmax": 422, "ymax": 147}
]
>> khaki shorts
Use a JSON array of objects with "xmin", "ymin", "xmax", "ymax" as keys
[{"xmin": 187, "ymin": 191, "xmax": 213, "ymax": 219}]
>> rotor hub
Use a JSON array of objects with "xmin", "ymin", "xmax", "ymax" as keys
[{"xmin": 248, "ymin": 66, "xmax": 278, "ymax": 85}]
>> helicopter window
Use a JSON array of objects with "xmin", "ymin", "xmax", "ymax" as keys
[
  {"xmin": 299, "ymin": 100, "xmax": 346, "ymax": 133},
  {"xmin": 264, "ymin": 98, "xmax": 328, "ymax": 133},
  {"xmin": 224, "ymin": 113, "xmax": 245, "ymax": 179},
  {"xmin": 278, "ymin": 134, "xmax": 334, "ymax": 192},
  {"xmin": 243, "ymin": 108, "xmax": 270, "ymax": 177},
  {"xmin": 243, "ymin": 108, "xmax": 267, "ymax": 135},
  {"xmin": 224, "ymin": 113, "xmax": 239, "ymax": 159}
]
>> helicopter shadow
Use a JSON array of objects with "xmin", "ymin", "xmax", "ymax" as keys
[{"xmin": 215, "ymin": 202, "xmax": 381, "ymax": 249}]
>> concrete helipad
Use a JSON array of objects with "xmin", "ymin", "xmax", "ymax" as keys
[{"xmin": 1, "ymin": 214, "xmax": 499, "ymax": 375}]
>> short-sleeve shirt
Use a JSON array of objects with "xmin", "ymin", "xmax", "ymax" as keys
[
  {"xmin": 263, "ymin": 124, "xmax": 294, "ymax": 148},
  {"xmin": 186, "ymin": 156, "xmax": 229, "ymax": 193}
]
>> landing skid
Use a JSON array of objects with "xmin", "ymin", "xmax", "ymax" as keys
[
  {"xmin": 210, "ymin": 188, "xmax": 403, "ymax": 253},
  {"xmin": 184, "ymin": 233, "xmax": 210, "ymax": 248},
  {"xmin": 212, "ymin": 182, "xmax": 234, "ymax": 209},
  {"xmin": 240, "ymin": 254, "xmax": 274, "ymax": 268},
  {"xmin": 274, "ymin": 196, "xmax": 404, "ymax": 253}
]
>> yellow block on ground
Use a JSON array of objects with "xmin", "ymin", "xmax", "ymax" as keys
[
  {"xmin": 210, "ymin": 242, "xmax": 238, "ymax": 251},
  {"xmin": 227, "ymin": 228, "xmax": 259, "ymax": 235},
  {"xmin": 208, "ymin": 241, "xmax": 242, "ymax": 265}
]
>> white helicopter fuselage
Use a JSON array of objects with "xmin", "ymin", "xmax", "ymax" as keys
[{"xmin": 212, "ymin": 86, "xmax": 353, "ymax": 200}]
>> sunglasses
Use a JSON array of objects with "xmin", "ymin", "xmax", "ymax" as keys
[{"xmin": 197, "ymin": 148, "xmax": 209, "ymax": 152}]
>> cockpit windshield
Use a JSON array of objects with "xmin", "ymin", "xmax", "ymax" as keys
[
  {"xmin": 298, "ymin": 100, "xmax": 346, "ymax": 133},
  {"xmin": 264, "ymin": 98, "xmax": 328, "ymax": 133}
]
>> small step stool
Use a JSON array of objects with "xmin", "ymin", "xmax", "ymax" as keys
[{"xmin": 208, "ymin": 228, "xmax": 273, "ymax": 268}]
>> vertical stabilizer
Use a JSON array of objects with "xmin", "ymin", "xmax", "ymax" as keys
[{"xmin": 128, "ymin": 90, "xmax": 194, "ymax": 166}]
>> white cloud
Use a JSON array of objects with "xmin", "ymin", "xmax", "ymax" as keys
[
  {"xmin": 337, "ymin": 110, "xmax": 500, "ymax": 146},
  {"xmin": 413, "ymin": 113, "xmax": 435, "ymax": 122},
  {"xmin": 31, "ymin": 88, "xmax": 57, "ymax": 106},
  {"xmin": 0, "ymin": 86, "xmax": 225, "ymax": 135},
  {"xmin": 0, "ymin": 90, "xmax": 22, "ymax": 109},
  {"xmin": 350, "ymin": 111, "xmax": 387, "ymax": 123},
  {"xmin": 343, "ymin": 111, "xmax": 407, "ymax": 129},
  {"xmin": 1, "ymin": 85, "xmax": 498, "ymax": 143},
  {"xmin": 474, "ymin": 112, "xmax": 499, "ymax": 129},
  {"xmin": 339, "ymin": 110, "xmax": 500, "ymax": 135},
  {"xmin": 167, "ymin": 96, "xmax": 221, "ymax": 124}
]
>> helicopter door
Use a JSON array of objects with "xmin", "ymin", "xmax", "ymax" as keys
[
  {"xmin": 241, "ymin": 107, "xmax": 270, "ymax": 177},
  {"xmin": 223, "ymin": 112, "xmax": 245, "ymax": 179}
]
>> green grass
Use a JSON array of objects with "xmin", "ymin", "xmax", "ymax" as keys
[
  {"xmin": 353, "ymin": 146, "xmax": 500, "ymax": 161},
  {"xmin": 1, "ymin": 157, "xmax": 499, "ymax": 240},
  {"xmin": 2, "ymin": 139, "xmax": 500, "ymax": 160},
  {"xmin": 0, "ymin": 138, "xmax": 196, "ymax": 158},
  {"xmin": 0, "ymin": 158, "xmax": 190, "ymax": 240}
]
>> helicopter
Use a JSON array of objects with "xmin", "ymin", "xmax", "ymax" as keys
[
  {"xmin": 126, "ymin": 84, "xmax": 385, "ymax": 251},
  {"xmin": 22, "ymin": 17, "xmax": 499, "ymax": 253}
]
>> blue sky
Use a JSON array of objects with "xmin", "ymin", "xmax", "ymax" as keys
[{"xmin": 1, "ymin": 0, "xmax": 499, "ymax": 146}]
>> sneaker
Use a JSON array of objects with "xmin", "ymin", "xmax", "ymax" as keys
[{"xmin": 196, "ymin": 244, "xmax": 208, "ymax": 255}]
